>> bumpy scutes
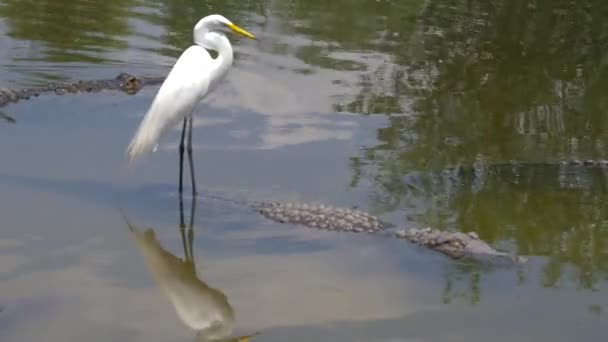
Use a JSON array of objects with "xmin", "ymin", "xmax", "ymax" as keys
[
  {"xmin": 254, "ymin": 200, "xmax": 525, "ymax": 264},
  {"xmin": 257, "ymin": 201, "xmax": 385, "ymax": 233}
]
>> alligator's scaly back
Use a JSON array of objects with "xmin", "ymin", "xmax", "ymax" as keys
[
  {"xmin": 256, "ymin": 201, "xmax": 386, "ymax": 233},
  {"xmin": 1, "ymin": 73, "xmax": 164, "ymax": 108}
]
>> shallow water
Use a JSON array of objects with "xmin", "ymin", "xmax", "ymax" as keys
[{"xmin": 0, "ymin": 1, "xmax": 606, "ymax": 341}]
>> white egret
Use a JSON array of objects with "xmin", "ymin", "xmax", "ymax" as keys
[{"xmin": 126, "ymin": 14, "xmax": 256, "ymax": 196}]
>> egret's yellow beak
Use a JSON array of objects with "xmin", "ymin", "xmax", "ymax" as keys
[{"xmin": 227, "ymin": 23, "xmax": 256, "ymax": 40}]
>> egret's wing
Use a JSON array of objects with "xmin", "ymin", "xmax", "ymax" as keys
[{"xmin": 127, "ymin": 46, "xmax": 213, "ymax": 161}]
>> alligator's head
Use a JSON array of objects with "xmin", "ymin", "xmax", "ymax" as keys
[{"xmin": 116, "ymin": 73, "xmax": 143, "ymax": 95}]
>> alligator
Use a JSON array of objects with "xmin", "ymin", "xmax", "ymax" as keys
[
  {"xmin": 0, "ymin": 72, "xmax": 164, "ymax": 108},
  {"xmin": 197, "ymin": 192, "xmax": 527, "ymax": 265}
]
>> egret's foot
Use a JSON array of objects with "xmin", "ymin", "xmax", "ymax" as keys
[
  {"xmin": 233, "ymin": 331, "xmax": 261, "ymax": 342},
  {"xmin": 0, "ymin": 110, "xmax": 16, "ymax": 123}
]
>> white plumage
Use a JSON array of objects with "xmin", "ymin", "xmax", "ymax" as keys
[
  {"xmin": 127, "ymin": 46, "xmax": 213, "ymax": 160},
  {"xmin": 126, "ymin": 14, "xmax": 256, "ymax": 163}
]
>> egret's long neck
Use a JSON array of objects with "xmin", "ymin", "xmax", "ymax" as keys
[
  {"xmin": 194, "ymin": 23, "xmax": 235, "ymax": 89},
  {"xmin": 207, "ymin": 34, "xmax": 233, "ymax": 90}
]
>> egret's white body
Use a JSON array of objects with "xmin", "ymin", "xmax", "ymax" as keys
[
  {"xmin": 126, "ymin": 14, "xmax": 256, "ymax": 195},
  {"xmin": 126, "ymin": 44, "xmax": 218, "ymax": 160}
]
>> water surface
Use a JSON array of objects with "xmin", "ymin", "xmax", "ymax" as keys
[{"xmin": 0, "ymin": 1, "xmax": 606, "ymax": 341}]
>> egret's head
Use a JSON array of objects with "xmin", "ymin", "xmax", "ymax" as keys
[{"xmin": 194, "ymin": 14, "xmax": 256, "ymax": 46}]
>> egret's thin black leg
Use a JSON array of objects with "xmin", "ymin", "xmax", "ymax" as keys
[
  {"xmin": 186, "ymin": 116, "xmax": 197, "ymax": 197},
  {"xmin": 178, "ymin": 118, "xmax": 187, "ymax": 196},
  {"xmin": 178, "ymin": 188, "xmax": 188, "ymax": 259},
  {"xmin": 187, "ymin": 194, "xmax": 196, "ymax": 263}
]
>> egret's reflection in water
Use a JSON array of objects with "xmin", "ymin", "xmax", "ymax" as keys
[{"xmin": 125, "ymin": 195, "xmax": 258, "ymax": 342}]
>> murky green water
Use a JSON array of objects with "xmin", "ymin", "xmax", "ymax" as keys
[{"xmin": 0, "ymin": 0, "xmax": 606, "ymax": 341}]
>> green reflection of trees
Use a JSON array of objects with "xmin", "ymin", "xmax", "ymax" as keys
[
  {"xmin": 454, "ymin": 176, "xmax": 608, "ymax": 290},
  {"xmin": 441, "ymin": 265, "xmax": 483, "ymax": 305},
  {"xmin": 139, "ymin": 0, "xmax": 264, "ymax": 58},
  {"xmin": 346, "ymin": 0, "xmax": 608, "ymax": 293},
  {"xmin": 276, "ymin": 0, "xmax": 423, "ymax": 52},
  {"xmin": 272, "ymin": 0, "xmax": 424, "ymax": 111},
  {"xmin": 364, "ymin": 0, "xmax": 608, "ymax": 172},
  {"xmin": 0, "ymin": 0, "xmax": 136, "ymax": 63}
]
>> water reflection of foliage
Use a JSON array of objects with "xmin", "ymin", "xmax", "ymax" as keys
[
  {"xmin": 139, "ymin": 0, "xmax": 263, "ymax": 58},
  {"xmin": 0, "ymin": 0, "xmax": 136, "ymax": 63},
  {"xmin": 273, "ymin": 0, "xmax": 424, "ymax": 108},
  {"xmin": 360, "ymin": 0, "xmax": 608, "ymax": 169},
  {"xmin": 0, "ymin": 0, "xmax": 266, "ymax": 64},
  {"xmin": 345, "ymin": 0, "xmax": 608, "ymax": 293},
  {"xmin": 277, "ymin": 0, "xmax": 423, "ymax": 52},
  {"xmin": 452, "ymin": 173, "xmax": 607, "ymax": 290}
]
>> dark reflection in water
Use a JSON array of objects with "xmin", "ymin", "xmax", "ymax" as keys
[
  {"xmin": 344, "ymin": 0, "xmax": 608, "ymax": 291},
  {"xmin": 125, "ymin": 196, "xmax": 259, "ymax": 342},
  {"xmin": 273, "ymin": 0, "xmax": 424, "ymax": 114},
  {"xmin": 0, "ymin": 0, "xmax": 135, "ymax": 63},
  {"xmin": 135, "ymin": 0, "xmax": 263, "ymax": 58}
]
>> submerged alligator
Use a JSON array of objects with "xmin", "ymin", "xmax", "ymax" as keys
[
  {"xmin": 0, "ymin": 72, "xmax": 164, "ymax": 108},
  {"xmin": 424, "ymin": 159, "xmax": 608, "ymax": 191},
  {"xmin": 199, "ymin": 192, "xmax": 527, "ymax": 265},
  {"xmin": 256, "ymin": 201, "xmax": 527, "ymax": 264}
]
